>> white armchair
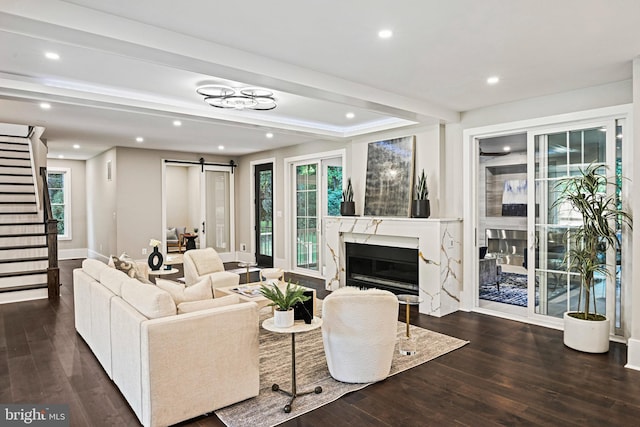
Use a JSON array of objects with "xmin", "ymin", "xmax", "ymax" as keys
[
  {"xmin": 321, "ymin": 287, "xmax": 398, "ymax": 383},
  {"xmin": 182, "ymin": 248, "xmax": 240, "ymax": 289}
]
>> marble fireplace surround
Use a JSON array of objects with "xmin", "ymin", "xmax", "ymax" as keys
[{"xmin": 324, "ymin": 217, "xmax": 462, "ymax": 317}]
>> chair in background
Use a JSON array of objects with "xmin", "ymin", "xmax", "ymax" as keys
[
  {"xmin": 182, "ymin": 247, "xmax": 239, "ymax": 289},
  {"xmin": 321, "ymin": 287, "xmax": 398, "ymax": 383},
  {"xmin": 166, "ymin": 226, "xmax": 187, "ymax": 253}
]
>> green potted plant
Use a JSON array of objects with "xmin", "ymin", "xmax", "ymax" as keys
[
  {"xmin": 553, "ymin": 163, "xmax": 632, "ymax": 353},
  {"xmin": 412, "ymin": 169, "xmax": 430, "ymax": 218},
  {"xmin": 340, "ymin": 177, "xmax": 355, "ymax": 216},
  {"xmin": 260, "ymin": 280, "xmax": 311, "ymax": 327}
]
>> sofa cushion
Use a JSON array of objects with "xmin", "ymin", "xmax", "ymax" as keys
[
  {"xmin": 177, "ymin": 294, "xmax": 240, "ymax": 314},
  {"xmin": 82, "ymin": 258, "xmax": 108, "ymax": 281},
  {"xmin": 110, "ymin": 253, "xmax": 152, "ymax": 284},
  {"xmin": 99, "ymin": 267, "xmax": 130, "ymax": 296},
  {"xmin": 121, "ymin": 278, "xmax": 177, "ymax": 319},
  {"xmin": 155, "ymin": 278, "xmax": 212, "ymax": 305}
]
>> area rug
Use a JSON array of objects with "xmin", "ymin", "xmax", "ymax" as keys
[
  {"xmin": 215, "ymin": 305, "xmax": 468, "ymax": 427},
  {"xmin": 479, "ymin": 272, "xmax": 528, "ymax": 307}
]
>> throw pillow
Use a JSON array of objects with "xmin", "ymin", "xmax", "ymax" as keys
[
  {"xmin": 110, "ymin": 253, "xmax": 152, "ymax": 284},
  {"xmin": 177, "ymin": 294, "xmax": 240, "ymax": 314},
  {"xmin": 166, "ymin": 227, "xmax": 178, "ymax": 241},
  {"xmin": 156, "ymin": 277, "xmax": 212, "ymax": 305}
]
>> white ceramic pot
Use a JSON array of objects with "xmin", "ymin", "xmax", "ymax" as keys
[
  {"xmin": 563, "ymin": 312, "xmax": 610, "ymax": 353},
  {"xmin": 261, "ymin": 268, "xmax": 284, "ymax": 281},
  {"xmin": 273, "ymin": 309, "xmax": 294, "ymax": 328}
]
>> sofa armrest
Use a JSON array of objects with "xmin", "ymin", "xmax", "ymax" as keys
[{"xmin": 140, "ymin": 302, "xmax": 259, "ymax": 427}]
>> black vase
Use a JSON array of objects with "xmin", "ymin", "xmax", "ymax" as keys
[
  {"xmin": 148, "ymin": 246, "xmax": 163, "ymax": 271},
  {"xmin": 412, "ymin": 199, "xmax": 431, "ymax": 218},
  {"xmin": 340, "ymin": 201, "xmax": 355, "ymax": 216}
]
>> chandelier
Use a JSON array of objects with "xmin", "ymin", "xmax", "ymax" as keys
[{"xmin": 196, "ymin": 85, "xmax": 277, "ymax": 110}]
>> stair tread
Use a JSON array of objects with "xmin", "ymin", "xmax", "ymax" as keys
[
  {"xmin": 0, "ymin": 269, "xmax": 47, "ymax": 278},
  {"xmin": 0, "ymin": 201, "xmax": 36, "ymax": 204},
  {"xmin": 0, "ymin": 256, "xmax": 48, "ymax": 264},
  {"xmin": 0, "ymin": 212, "xmax": 38, "ymax": 215},
  {"xmin": 0, "ymin": 283, "xmax": 48, "ymax": 293},
  {"xmin": 0, "ymin": 191, "xmax": 35, "ymax": 194},
  {"xmin": 0, "ymin": 222, "xmax": 43, "ymax": 226},
  {"xmin": 0, "ymin": 232, "xmax": 46, "ymax": 237},
  {"xmin": 0, "ymin": 244, "xmax": 47, "ymax": 250}
]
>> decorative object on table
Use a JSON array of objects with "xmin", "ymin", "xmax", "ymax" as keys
[
  {"xmin": 552, "ymin": 163, "xmax": 632, "ymax": 353},
  {"xmin": 147, "ymin": 239, "xmax": 163, "ymax": 271},
  {"xmin": 260, "ymin": 280, "xmax": 311, "ymax": 328},
  {"xmin": 260, "ymin": 267, "xmax": 284, "ymax": 282},
  {"xmin": 339, "ymin": 177, "xmax": 355, "ymax": 216},
  {"xmin": 411, "ymin": 168, "xmax": 430, "ymax": 218},
  {"xmin": 364, "ymin": 136, "xmax": 415, "ymax": 217}
]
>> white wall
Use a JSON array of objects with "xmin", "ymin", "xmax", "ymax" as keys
[
  {"xmin": 86, "ymin": 148, "xmax": 117, "ymax": 259},
  {"xmin": 165, "ymin": 165, "xmax": 189, "ymax": 228}
]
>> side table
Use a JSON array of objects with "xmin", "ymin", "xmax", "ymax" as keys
[
  {"xmin": 262, "ymin": 317, "xmax": 323, "ymax": 413},
  {"xmin": 147, "ymin": 267, "xmax": 180, "ymax": 284},
  {"xmin": 397, "ymin": 294, "xmax": 423, "ymax": 355},
  {"xmin": 237, "ymin": 261, "xmax": 258, "ymax": 284},
  {"xmin": 183, "ymin": 233, "xmax": 198, "ymax": 251}
]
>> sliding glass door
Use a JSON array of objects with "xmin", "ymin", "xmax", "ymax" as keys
[
  {"xmin": 531, "ymin": 120, "xmax": 623, "ymax": 328},
  {"xmin": 295, "ymin": 163, "xmax": 319, "ymax": 271}
]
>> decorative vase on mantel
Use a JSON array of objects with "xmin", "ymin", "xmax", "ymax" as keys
[
  {"xmin": 148, "ymin": 245, "xmax": 163, "ymax": 271},
  {"xmin": 412, "ymin": 199, "xmax": 431, "ymax": 218},
  {"xmin": 340, "ymin": 201, "xmax": 356, "ymax": 216}
]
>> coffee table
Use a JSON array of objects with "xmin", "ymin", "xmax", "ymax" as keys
[
  {"xmin": 262, "ymin": 317, "xmax": 323, "ymax": 413},
  {"xmin": 214, "ymin": 282, "xmax": 317, "ymax": 312}
]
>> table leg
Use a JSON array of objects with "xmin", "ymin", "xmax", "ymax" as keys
[
  {"xmin": 405, "ymin": 303, "xmax": 411, "ymax": 338},
  {"xmin": 271, "ymin": 333, "xmax": 322, "ymax": 413}
]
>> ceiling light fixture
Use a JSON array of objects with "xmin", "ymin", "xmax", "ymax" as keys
[
  {"xmin": 45, "ymin": 52, "xmax": 60, "ymax": 60},
  {"xmin": 196, "ymin": 85, "xmax": 276, "ymax": 110},
  {"xmin": 136, "ymin": 137, "xmax": 144, "ymax": 143},
  {"xmin": 503, "ymin": 146, "xmax": 511, "ymax": 152},
  {"xmin": 345, "ymin": 112, "xmax": 355, "ymax": 119},
  {"xmin": 266, "ymin": 132, "xmax": 274, "ymax": 139},
  {"xmin": 40, "ymin": 102, "xmax": 51, "ymax": 110},
  {"xmin": 487, "ymin": 76, "xmax": 500, "ymax": 85},
  {"xmin": 57, "ymin": 154, "xmax": 64, "ymax": 159},
  {"xmin": 218, "ymin": 145, "xmax": 225, "ymax": 150},
  {"xmin": 378, "ymin": 29, "xmax": 393, "ymax": 39},
  {"xmin": 173, "ymin": 120, "xmax": 182, "ymax": 127},
  {"xmin": 73, "ymin": 144, "xmax": 80, "ymax": 149}
]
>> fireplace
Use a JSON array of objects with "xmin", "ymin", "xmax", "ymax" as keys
[{"xmin": 345, "ymin": 242, "xmax": 418, "ymax": 295}]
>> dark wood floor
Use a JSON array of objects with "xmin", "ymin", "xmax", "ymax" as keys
[{"xmin": 2, "ymin": 259, "xmax": 640, "ymax": 426}]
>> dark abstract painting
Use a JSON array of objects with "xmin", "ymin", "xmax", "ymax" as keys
[{"xmin": 364, "ymin": 136, "xmax": 415, "ymax": 217}]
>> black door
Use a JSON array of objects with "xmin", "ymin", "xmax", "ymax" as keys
[{"xmin": 255, "ymin": 163, "xmax": 273, "ymax": 267}]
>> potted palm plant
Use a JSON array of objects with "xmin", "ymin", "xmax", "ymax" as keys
[
  {"xmin": 412, "ymin": 169, "xmax": 430, "ymax": 218},
  {"xmin": 553, "ymin": 163, "xmax": 631, "ymax": 353},
  {"xmin": 260, "ymin": 280, "xmax": 311, "ymax": 328},
  {"xmin": 340, "ymin": 177, "xmax": 355, "ymax": 216}
]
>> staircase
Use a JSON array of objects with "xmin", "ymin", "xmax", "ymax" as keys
[{"xmin": 0, "ymin": 139, "xmax": 51, "ymax": 295}]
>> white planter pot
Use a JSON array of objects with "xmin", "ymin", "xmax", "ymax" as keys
[
  {"xmin": 273, "ymin": 309, "xmax": 294, "ymax": 328},
  {"xmin": 563, "ymin": 312, "xmax": 610, "ymax": 353}
]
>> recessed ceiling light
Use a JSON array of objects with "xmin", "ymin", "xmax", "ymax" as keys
[
  {"xmin": 345, "ymin": 112, "xmax": 355, "ymax": 119},
  {"xmin": 40, "ymin": 102, "xmax": 51, "ymax": 110},
  {"xmin": 45, "ymin": 52, "xmax": 60, "ymax": 60},
  {"xmin": 503, "ymin": 146, "xmax": 511, "ymax": 152},
  {"xmin": 487, "ymin": 76, "xmax": 500, "ymax": 85},
  {"xmin": 173, "ymin": 120, "xmax": 182, "ymax": 127},
  {"xmin": 378, "ymin": 29, "xmax": 393, "ymax": 39},
  {"xmin": 266, "ymin": 132, "xmax": 274, "ymax": 139},
  {"xmin": 136, "ymin": 137, "xmax": 144, "ymax": 143},
  {"xmin": 57, "ymin": 154, "xmax": 64, "ymax": 159},
  {"xmin": 73, "ymin": 144, "xmax": 80, "ymax": 149},
  {"xmin": 218, "ymin": 145, "xmax": 224, "ymax": 150}
]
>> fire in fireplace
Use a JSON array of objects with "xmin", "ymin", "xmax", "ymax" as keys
[{"xmin": 345, "ymin": 242, "xmax": 418, "ymax": 295}]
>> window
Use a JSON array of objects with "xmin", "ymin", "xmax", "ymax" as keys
[{"xmin": 47, "ymin": 168, "xmax": 71, "ymax": 239}]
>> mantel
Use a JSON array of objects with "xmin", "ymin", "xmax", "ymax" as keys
[{"xmin": 324, "ymin": 216, "xmax": 462, "ymax": 317}]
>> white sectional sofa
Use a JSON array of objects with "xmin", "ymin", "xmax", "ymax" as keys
[{"xmin": 73, "ymin": 258, "xmax": 260, "ymax": 427}]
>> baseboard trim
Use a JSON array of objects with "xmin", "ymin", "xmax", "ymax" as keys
[
  {"xmin": 626, "ymin": 338, "xmax": 640, "ymax": 370},
  {"xmin": 59, "ymin": 248, "xmax": 88, "ymax": 260}
]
